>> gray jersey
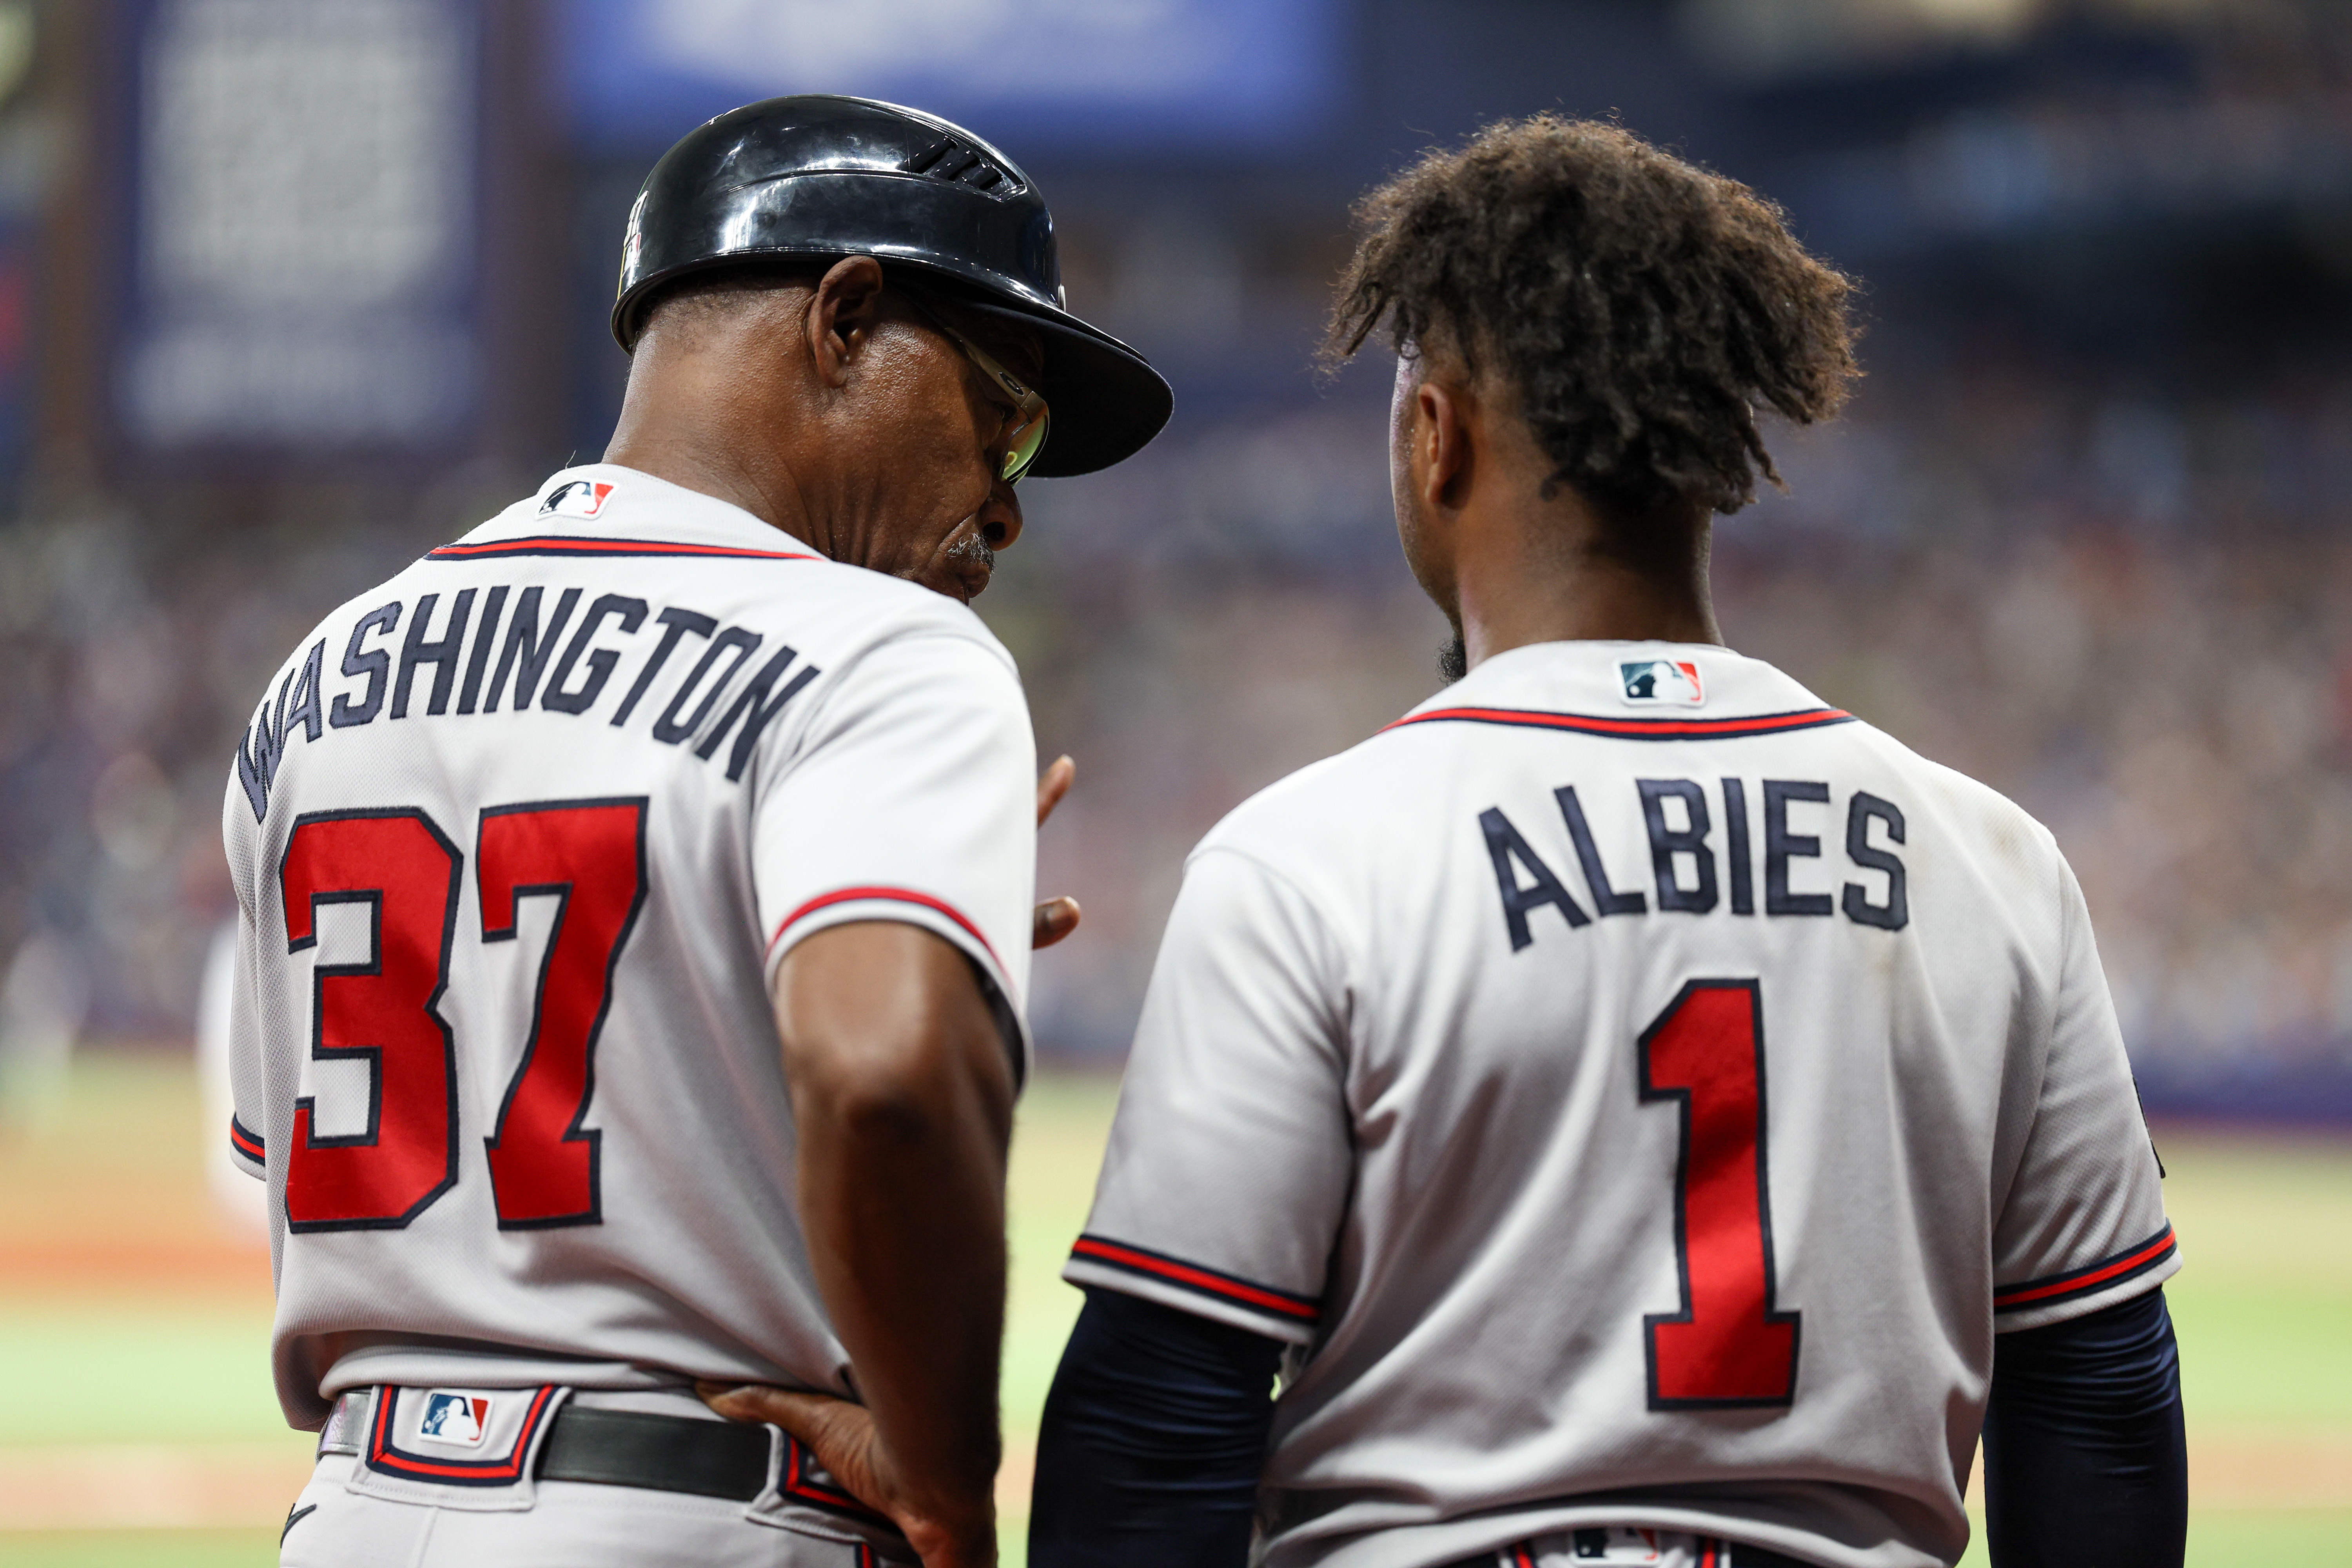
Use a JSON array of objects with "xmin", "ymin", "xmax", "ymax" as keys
[
  {"xmin": 1066, "ymin": 641, "xmax": 2173, "ymax": 1568},
  {"xmin": 223, "ymin": 466, "xmax": 1035, "ymax": 1548}
]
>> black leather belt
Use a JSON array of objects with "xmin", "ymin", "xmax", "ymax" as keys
[
  {"xmin": 535, "ymin": 1405, "xmax": 772, "ymax": 1501},
  {"xmin": 319, "ymin": 1392, "xmax": 773, "ymax": 1502}
]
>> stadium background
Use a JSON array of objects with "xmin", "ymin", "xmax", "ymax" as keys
[{"xmin": 0, "ymin": 0, "xmax": 2346, "ymax": 1562}]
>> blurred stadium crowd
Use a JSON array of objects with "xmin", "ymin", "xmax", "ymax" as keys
[{"xmin": 3, "ymin": 0, "xmax": 2352, "ymax": 1118}]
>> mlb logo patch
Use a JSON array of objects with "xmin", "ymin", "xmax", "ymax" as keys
[
  {"xmin": 540, "ymin": 479, "xmax": 615, "ymax": 518},
  {"xmin": 1571, "ymin": 1526, "xmax": 1663, "ymax": 1561},
  {"xmin": 1619, "ymin": 658, "xmax": 1704, "ymax": 707},
  {"xmin": 417, "ymin": 1391, "xmax": 491, "ymax": 1447}
]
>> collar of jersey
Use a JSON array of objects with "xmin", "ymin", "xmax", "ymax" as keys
[
  {"xmin": 449, "ymin": 463, "xmax": 826, "ymax": 559},
  {"xmin": 1397, "ymin": 639, "xmax": 1837, "ymax": 727}
]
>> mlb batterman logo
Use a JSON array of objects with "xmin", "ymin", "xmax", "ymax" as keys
[
  {"xmin": 417, "ymin": 1391, "xmax": 490, "ymax": 1447},
  {"xmin": 1619, "ymin": 658, "xmax": 1704, "ymax": 707},
  {"xmin": 541, "ymin": 479, "xmax": 615, "ymax": 518}
]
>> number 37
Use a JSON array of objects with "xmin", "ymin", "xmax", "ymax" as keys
[{"xmin": 275, "ymin": 800, "xmax": 647, "ymax": 1233}]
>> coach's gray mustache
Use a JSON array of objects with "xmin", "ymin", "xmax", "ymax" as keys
[{"xmin": 947, "ymin": 532, "xmax": 996, "ymax": 574}]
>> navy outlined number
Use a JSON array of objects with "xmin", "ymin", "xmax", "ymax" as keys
[
  {"xmin": 280, "ymin": 810, "xmax": 463, "ymax": 1230},
  {"xmin": 479, "ymin": 799, "xmax": 648, "ymax": 1228},
  {"xmin": 1638, "ymin": 978, "xmax": 1801, "ymax": 1408},
  {"xmin": 277, "ymin": 802, "xmax": 646, "ymax": 1233}
]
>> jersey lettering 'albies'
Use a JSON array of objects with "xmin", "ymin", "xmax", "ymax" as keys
[
  {"xmin": 1068, "ymin": 641, "xmax": 2173, "ymax": 1568},
  {"xmin": 223, "ymin": 466, "xmax": 1036, "ymax": 1559}
]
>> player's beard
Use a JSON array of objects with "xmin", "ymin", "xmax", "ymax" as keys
[{"xmin": 1437, "ymin": 634, "xmax": 1467, "ymax": 684}]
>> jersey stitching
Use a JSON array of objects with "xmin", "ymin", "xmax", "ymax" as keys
[
  {"xmin": 426, "ymin": 536, "xmax": 819, "ymax": 562},
  {"xmin": 1993, "ymin": 1223, "xmax": 2177, "ymax": 1311},
  {"xmin": 1380, "ymin": 704, "xmax": 1855, "ymax": 741},
  {"xmin": 759, "ymin": 627, "xmax": 1022, "ymax": 784},
  {"xmin": 766, "ymin": 886, "xmax": 1004, "ymax": 974},
  {"xmin": 1178, "ymin": 843, "xmax": 1356, "ymax": 1062},
  {"xmin": 1069, "ymin": 1233, "xmax": 1321, "ymax": 1322}
]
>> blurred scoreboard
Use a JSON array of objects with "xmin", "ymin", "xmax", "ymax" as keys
[
  {"xmin": 109, "ymin": 0, "xmax": 486, "ymax": 463},
  {"xmin": 556, "ymin": 0, "xmax": 1343, "ymax": 151}
]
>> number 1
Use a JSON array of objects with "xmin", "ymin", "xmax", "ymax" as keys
[{"xmin": 1639, "ymin": 979, "xmax": 1801, "ymax": 1408}]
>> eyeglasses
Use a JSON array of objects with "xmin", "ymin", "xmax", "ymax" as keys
[{"xmin": 899, "ymin": 287, "xmax": 1051, "ymax": 485}]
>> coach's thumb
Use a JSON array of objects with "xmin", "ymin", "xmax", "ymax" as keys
[
  {"xmin": 698, "ymin": 1382, "xmax": 866, "ymax": 1459},
  {"xmin": 699, "ymin": 1380, "xmax": 819, "ymax": 1430}
]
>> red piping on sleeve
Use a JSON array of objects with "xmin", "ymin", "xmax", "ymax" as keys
[
  {"xmin": 767, "ymin": 886, "xmax": 1003, "ymax": 973},
  {"xmin": 1994, "ymin": 1225, "xmax": 2178, "ymax": 1310},
  {"xmin": 1069, "ymin": 1235, "xmax": 1321, "ymax": 1323}
]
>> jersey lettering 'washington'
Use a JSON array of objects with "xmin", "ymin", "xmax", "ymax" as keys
[{"xmin": 234, "ymin": 574, "xmax": 822, "ymax": 821}]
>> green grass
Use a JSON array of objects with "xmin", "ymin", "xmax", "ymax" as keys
[
  {"xmin": 0, "ymin": 1530, "xmax": 286, "ymax": 1567},
  {"xmin": 5, "ymin": 1063, "xmax": 2349, "ymax": 1566},
  {"xmin": 0, "ymin": 1303, "xmax": 290, "ymax": 1446}
]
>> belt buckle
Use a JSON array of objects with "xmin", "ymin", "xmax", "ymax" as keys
[{"xmin": 316, "ymin": 1388, "xmax": 372, "ymax": 1459}]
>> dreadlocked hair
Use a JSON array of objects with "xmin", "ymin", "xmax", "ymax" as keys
[{"xmin": 1327, "ymin": 115, "xmax": 1859, "ymax": 517}]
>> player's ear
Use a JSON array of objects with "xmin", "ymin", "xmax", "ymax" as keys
[
  {"xmin": 807, "ymin": 255, "xmax": 887, "ymax": 388},
  {"xmin": 1416, "ymin": 376, "xmax": 1475, "ymax": 512}
]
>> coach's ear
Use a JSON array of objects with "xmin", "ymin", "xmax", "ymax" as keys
[{"xmin": 808, "ymin": 255, "xmax": 889, "ymax": 388}]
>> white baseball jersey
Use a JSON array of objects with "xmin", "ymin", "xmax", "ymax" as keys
[
  {"xmin": 221, "ymin": 464, "xmax": 1034, "ymax": 1546},
  {"xmin": 1066, "ymin": 641, "xmax": 2174, "ymax": 1568}
]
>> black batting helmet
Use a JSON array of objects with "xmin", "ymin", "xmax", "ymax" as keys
[{"xmin": 613, "ymin": 94, "xmax": 1172, "ymax": 479}]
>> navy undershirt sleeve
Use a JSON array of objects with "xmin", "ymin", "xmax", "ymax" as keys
[
  {"xmin": 1981, "ymin": 1285, "xmax": 2187, "ymax": 1568},
  {"xmin": 1028, "ymin": 1286, "xmax": 1284, "ymax": 1568}
]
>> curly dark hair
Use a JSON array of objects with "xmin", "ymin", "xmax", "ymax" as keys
[{"xmin": 1328, "ymin": 115, "xmax": 1859, "ymax": 517}]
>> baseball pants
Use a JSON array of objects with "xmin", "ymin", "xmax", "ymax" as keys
[{"xmin": 277, "ymin": 1385, "xmax": 899, "ymax": 1568}]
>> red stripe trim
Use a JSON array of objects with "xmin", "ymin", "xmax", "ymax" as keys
[
  {"xmin": 784, "ymin": 1436, "xmax": 893, "ymax": 1525},
  {"xmin": 1513, "ymin": 1548, "xmax": 1537, "ymax": 1568},
  {"xmin": 428, "ymin": 535, "xmax": 816, "ymax": 561},
  {"xmin": 228, "ymin": 1116, "xmax": 265, "ymax": 1161},
  {"xmin": 1382, "ymin": 704, "xmax": 1853, "ymax": 740},
  {"xmin": 767, "ymin": 886, "xmax": 1002, "ymax": 972},
  {"xmin": 365, "ymin": 1385, "xmax": 555, "ymax": 1481},
  {"xmin": 1069, "ymin": 1236, "xmax": 1320, "ymax": 1322},
  {"xmin": 1995, "ymin": 1225, "xmax": 2178, "ymax": 1309}
]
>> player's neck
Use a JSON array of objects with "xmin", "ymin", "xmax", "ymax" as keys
[{"xmin": 1455, "ymin": 490, "xmax": 1722, "ymax": 670}]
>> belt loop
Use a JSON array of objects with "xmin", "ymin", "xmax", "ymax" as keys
[{"xmin": 738, "ymin": 1420, "xmax": 791, "ymax": 1523}]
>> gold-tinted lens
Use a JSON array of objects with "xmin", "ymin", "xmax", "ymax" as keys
[{"xmin": 1002, "ymin": 408, "xmax": 1049, "ymax": 482}]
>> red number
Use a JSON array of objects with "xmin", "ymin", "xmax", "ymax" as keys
[
  {"xmin": 280, "ymin": 811, "xmax": 462, "ymax": 1230},
  {"xmin": 477, "ymin": 799, "xmax": 648, "ymax": 1228},
  {"xmin": 1638, "ymin": 979, "xmax": 1801, "ymax": 1407}
]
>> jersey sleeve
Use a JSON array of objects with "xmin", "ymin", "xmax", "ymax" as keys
[
  {"xmin": 1989, "ymin": 856, "xmax": 2178, "ymax": 1331},
  {"xmin": 219, "ymin": 774, "xmax": 268, "ymax": 1180},
  {"xmin": 749, "ymin": 626, "xmax": 1036, "ymax": 1052},
  {"xmin": 1064, "ymin": 844, "xmax": 1354, "ymax": 1346}
]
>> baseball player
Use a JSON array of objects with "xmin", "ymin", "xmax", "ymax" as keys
[
  {"xmin": 223, "ymin": 96, "xmax": 1168, "ymax": 1567},
  {"xmin": 1021, "ymin": 120, "xmax": 2186, "ymax": 1567}
]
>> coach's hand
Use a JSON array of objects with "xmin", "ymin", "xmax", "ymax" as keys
[
  {"xmin": 1033, "ymin": 753, "xmax": 1081, "ymax": 950},
  {"xmin": 697, "ymin": 1382, "xmax": 995, "ymax": 1566}
]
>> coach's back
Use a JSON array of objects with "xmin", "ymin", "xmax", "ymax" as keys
[
  {"xmin": 1067, "ymin": 638, "xmax": 2172, "ymax": 1568},
  {"xmin": 222, "ymin": 465, "xmax": 1035, "ymax": 1500}
]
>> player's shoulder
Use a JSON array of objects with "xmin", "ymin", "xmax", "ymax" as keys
[{"xmin": 1196, "ymin": 637, "xmax": 2065, "ymax": 883}]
